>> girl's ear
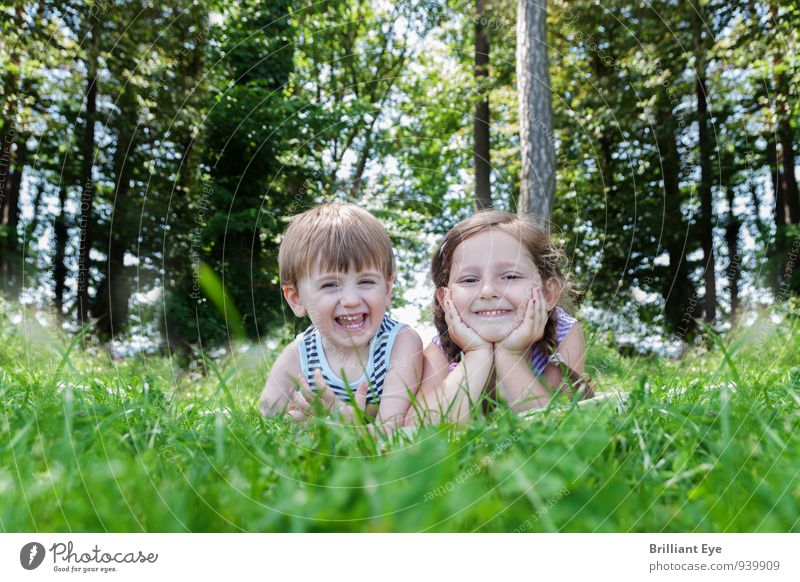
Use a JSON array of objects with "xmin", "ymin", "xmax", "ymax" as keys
[
  {"xmin": 282, "ymin": 285, "xmax": 307, "ymax": 317},
  {"xmin": 435, "ymin": 287, "xmax": 447, "ymax": 308},
  {"xmin": 542, "ymin": 277, "xmax": 563, "ymax": 311}
]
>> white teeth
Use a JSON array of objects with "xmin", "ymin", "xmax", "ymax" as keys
[
  {"xmin": 336, "ymin": 314, "xmax": 366, "ymax": 329},
  {"xmin": 475, "ymin": 310, "xmax": 510, "ymax": 316}
]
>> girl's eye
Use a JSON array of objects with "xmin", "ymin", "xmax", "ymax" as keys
[
  {"xmin": 321, "ymin": 282, "xmax": 338, "ymax": 289},
  {"xmin": 359, "ymin": 280, "xmax": 376, "ymax": 286},
  {"xmin": 460, "ymin": 277, "xmax": 478, "ymax": 284},
  {"xmin": 503, "ymin": 274, "xmax": 522, "ymax": 280}
]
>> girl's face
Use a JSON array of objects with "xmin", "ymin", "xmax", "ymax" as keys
[{"xmin": 438, "ymin": 229, "xmax": 557, "ymax": 343}]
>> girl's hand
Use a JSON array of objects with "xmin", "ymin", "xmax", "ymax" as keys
[
  {"xmin": 289, "ymin": 369, "xmax": 369, "ymax": 423},
  {"xmin": 442, "ymin": 288, "xmax": 492, "ymax": 353},
  {"xmin": 498, "ymin": 287, "xmax": 548, "ymax": 356}
]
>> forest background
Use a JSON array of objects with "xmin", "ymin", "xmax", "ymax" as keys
[{"xmin": 1, "ymin": 0, "xmax": 798, "ymax": 353}]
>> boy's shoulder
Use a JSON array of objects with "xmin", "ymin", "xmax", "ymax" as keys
[
  {"xmin": 268, "ymin": 337, "xmax": 303, "ymax": 377},
  {"xmin": 390, "ymin": 325, "xmax": 423, "ymax": 354}
]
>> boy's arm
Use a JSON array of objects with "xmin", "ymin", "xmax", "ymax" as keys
[
  {"xmin": 495, "ymin": 324, "xmax": 586, "ymax": 412},
  {"xmin": 375, "ymin": 327, "xmax": 423, "ymax": 432},
  {"xmin": 259, "ymin": 340, "xmax": 302, "ymax": 416}
]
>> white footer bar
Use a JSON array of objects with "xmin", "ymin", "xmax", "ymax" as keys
[{"xmin": 1, "ymin": 533, "xmax": 798, "ymax": 581}]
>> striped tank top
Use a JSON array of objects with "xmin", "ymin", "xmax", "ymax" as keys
[
  {"xmin": 435, "ymin": 306, "xmax": 577, "ymax": 374},
  {"xmin": 297, "ymin": 315, "xmax": 407, "ymax": 404}
]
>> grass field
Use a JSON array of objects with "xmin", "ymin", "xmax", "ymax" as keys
[{"xmin": 1, "ymin": 301, "xmax": 798, "ymax": 532}]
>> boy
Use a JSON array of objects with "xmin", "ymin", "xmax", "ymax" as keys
[{"xmin": 259, "ymin": 203, "xmax": 422, "ymax": 431}]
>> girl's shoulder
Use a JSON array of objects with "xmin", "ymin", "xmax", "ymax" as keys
[
  {"xmin": 553, "ymin": 306, "xmax": 577, "ymax": 342},
  {"xmin": 429, "ymin": 335, "xmax": 458, "ymax": 372}
]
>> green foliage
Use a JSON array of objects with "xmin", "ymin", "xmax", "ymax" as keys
[
  {"xmin": 1, "ymin": 299, "xmax": 798, "ymax": 532},
  {"xmin": 2, "ymin": 0, "xmax": 799, "ymax": 356},
  {"xmin": 162, "ymin": 0, "xmax": 300, "ymax": 348}
]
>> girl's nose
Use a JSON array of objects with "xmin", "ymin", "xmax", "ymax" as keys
[{"xmin": 479, "ymin": 279, "xmax": 499, "ymax": 299}]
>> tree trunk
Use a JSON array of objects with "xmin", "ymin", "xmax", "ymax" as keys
[
  {"xmin": 93, "ymin": 238, "xmax": 129, "ymax": 340},
  {"xmin": 0, "ymin": 3, "xmax": 25, "ymax": 298},
  {"xmin": 593, "ymin": 51, "xmax": 616, "ymax": 215},
  {"xmin": 0, "ymin": 140, "xmax": 26, "ymax": 297},
  {"xmin": 770, "ymin": 4, "xmax": 799, "ymax": 225},
  {"xmin": 696, "ymin": 64, "xmax": 716, "ymax": 323},
  {"xmin": 77, "ymin": 21, "xmax": 99, "ymax": 326},
  {"xmin": 54, "ymin": 183, "xmax": 68, "ymax": 319},
  {"xmin": 474, "ymin": 0, "xmax": 492, "ymax": 210},
  {"xmin": 23, "ymin": 181, "xmax": 44, "ymax": 259},
  {"xmin": 725, "ymin": 187, "xmax": 741, "ymax": 319},
  {"xmin": 767, "ymin": 133, "xmax": 786, "ymax": 227},
  {"xmin": 94, "ymin": 120, "xmax": 136, "ymax": 339},
  {"xmin": 749, "ymin": 184, "xmax": 764, "ymax": 237},
  {"xmin": 516, "ymin": 0, "xmax": 555, "ymax": 223},
  {"xmin": 657, "ymin": 98, "xmax": 696, "ymax": 335},
  {"xmin": 778, "ymin": 114, "xmax": 799, "ymax": 225}
]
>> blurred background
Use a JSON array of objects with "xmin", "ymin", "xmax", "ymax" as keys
[{"xmin": 0, "ymin": 0, "xmax": 798, "ymax": 359}]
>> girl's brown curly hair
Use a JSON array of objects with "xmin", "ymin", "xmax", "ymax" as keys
[{"xmin": 432, "ymin": 210, "xmax": 572, "ymax": 364}]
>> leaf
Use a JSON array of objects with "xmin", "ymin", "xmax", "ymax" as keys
[{"xmin": 198, "ymin": 262, "xmax": 247, "ymax": 340}]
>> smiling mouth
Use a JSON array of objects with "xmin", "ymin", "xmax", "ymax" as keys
[
  {"xmin": 335, "ymin": 313, "xmax": 368, "ymax": 331},
  {"xmin": 473, "ymin": 309, "xmax": 512, "ymax": 318}
]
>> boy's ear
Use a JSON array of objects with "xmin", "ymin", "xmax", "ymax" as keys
[
  {"xmin": 282, "ymin": 285, "xmax": 307, "ymax": 317},
  {"xmin": 542, "ymin": 277, "xmax": 563, "ymax": 311},
  {"xmin": 384, "ymin": 274, "xmax": 396, "ymax": 306}
]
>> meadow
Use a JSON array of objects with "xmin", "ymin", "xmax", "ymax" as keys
[{"xmin": 1, "ymin": 300, "xmax": 798, "ymax": 533}]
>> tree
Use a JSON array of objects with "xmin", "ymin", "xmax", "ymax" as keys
[
  {"xmin": 516, "ymin": 0, "xmax": 555, "ymax": 222},
  {"xmin": 162, "ymin": 0, "xmax": 297, "ymax": 348},
  {"xmin": 76, "ymin": 14, "xmax": 98, "ymax": 327},
  {"xmin": 694, "ymin": 0, "xmax": 717, "ymax": 323},
  {"xmin": 0, "ymin": 0, "xmax": 31, "ymax": 298},
  {"xmin": 474, "ymin": 0, "xmax": 492, "ymax": 209}
]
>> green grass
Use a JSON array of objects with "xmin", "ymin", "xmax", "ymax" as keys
[{"xmin": 1, "ymin": 303, "xmax": 798, "ymax": 532}]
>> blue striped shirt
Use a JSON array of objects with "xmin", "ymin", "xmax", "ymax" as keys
[{"xmin": 297, "ymin": 315, "xmax": 406, "ymax": 404}]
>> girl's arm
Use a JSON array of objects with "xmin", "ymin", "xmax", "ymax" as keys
[
  {"xmin": 259, "ymin": 340, "xmax": 302, "ymax": 416},
  {"xmin": 495, "ymin": 324, "xmax": 586, "ymax": 411},
  {"xmin": 375, "ymin": 327, "xmax": 423, "ymax": 432},
  {"xmin": 406, "ymin": 292, "xmax": 494, "ymax": 426},
  {"xmin": 494, "ymin": 287, "xmax": 587, "ymax": 411},
  {"xmin": 408, "ymin": 343, "xmax": 493, "ymax": 425}
]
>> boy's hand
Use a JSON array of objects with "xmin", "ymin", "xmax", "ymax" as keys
[
  {"xmin": 498, "ymin": 287, "xmax": 548, "ymax": 356},
  {"xmin": 442, "ymin": 288, "xmax": 493, "ymax": 353},
  {"xmin": 289, "ymin": 369, "xmax": 369, "ymax": 424}
]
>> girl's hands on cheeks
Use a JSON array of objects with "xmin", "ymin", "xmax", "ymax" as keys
[
  {"xmin": 442, "ymin": 288, "xmax": 492, "ymax": 353},
  {"xmin": 498, "ymin": 286, "xmax": 548, "ymax": 356}
]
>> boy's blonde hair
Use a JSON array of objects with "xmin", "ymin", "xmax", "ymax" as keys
[{"xmin": 278, "ymin": 203, "xmax": 396, "ymax": 287}]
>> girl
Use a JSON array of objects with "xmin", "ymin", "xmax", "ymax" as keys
[{"xmin": 406, "ymin": 210, "xmax": 592, "ymax": 425}]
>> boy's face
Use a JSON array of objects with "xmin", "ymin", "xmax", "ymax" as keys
[{"xmin": 283, "ymin": 262, "xmax": 394, "ymax": 351}]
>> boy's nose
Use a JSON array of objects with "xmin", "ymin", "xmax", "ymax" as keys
[{"xmin": 339, "ymin": 285, "xmax": 361, "ymax": 307}]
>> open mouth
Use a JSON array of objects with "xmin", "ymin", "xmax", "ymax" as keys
[
  {"xmin": 334, "ymin": 313, "xmax": 368, "ymax": 332},
  {"xmin": 473, "ymin": 309, "xmax": 512, "ymax": 318}
]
